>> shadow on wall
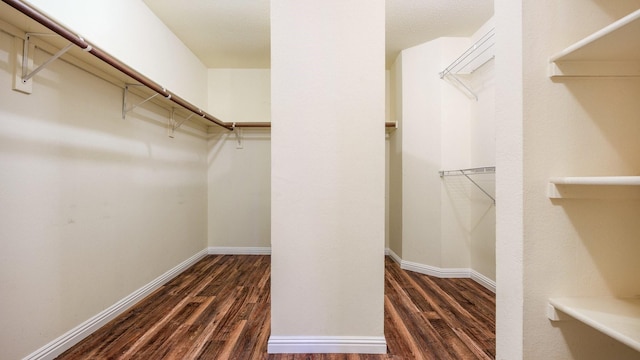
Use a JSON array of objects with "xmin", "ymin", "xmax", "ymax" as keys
[
  {"xmin": 559, "ymin": 79, "xmax": 640, "ymax": 169},
  {"xmin": 591, "ymin": 0, "xmax": 640, "ymax": 20},
  {"xmin": 552, "ymin": 310, "xmax": 640, "ymax": 359},
  {"xmin": 206, "ymin": 128, "xmax": 271, "ymax": 248},
  {"xmin": 441, "ymin": 174, "xmax": 495, "ymax": 232},
  {"xmin": 551, "ymin": 197, "xmax": 640, "ymax": 297}
]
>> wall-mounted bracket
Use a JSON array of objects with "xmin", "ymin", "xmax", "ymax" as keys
[
  {"xmin": 232, "ymin": 123, "xmax": 243, "ymax": 149},
  {"xmin": 22, "ymin": 33, "xmax": 73, "ymax": 84},
  {"xmin": 122, "ymin": 83, "xmax": 159, "ymax": 119},
  {"xmin": 441, "ymin": 73, "xmax": 478, "ymax": 100},
  {"xmin": 167, "ymin": 108, "xmax": 195, "ymax": 138},
  {"xmin": 13, "ymin": 33, "xmax": 64, "ymax": 94},
  {"xmin": 440, "ymin": 166, "xmax": 496, "ymax": 204},
  {"xmin": 439, "ymin": 27, "xmax": 495, "ymax": 101}
]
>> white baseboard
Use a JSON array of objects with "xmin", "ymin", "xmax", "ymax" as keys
[
  {"xmin": 470, "ymin": 269, "xmax": 496, "ymax": 293},
  {"xmin": 385, "ymin": 248, "xmax": 496, "ymax": 293},
  {"xmin": 267, "ymin": 336, "xmax": 387, "ymax": 354},
  {"xmin": 386, "ymin": 248, "xmax": 402, "ymax": 265},
  {"xmin": 23, "ymin": 249, "xmax": 209, "ymax": 360},
  {"xmin": 208, "ymin": 246, "xmax": 271, "ymax": 255},
  {"xmin": 401, "ymin": 260, "xmax": 470, "ymax": 278}
]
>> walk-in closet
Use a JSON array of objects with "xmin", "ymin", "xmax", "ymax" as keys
[{"xmin": 1, "ymin": 1, "xmax": 638, "ymax": 359}]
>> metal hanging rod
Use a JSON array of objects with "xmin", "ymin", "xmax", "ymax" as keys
[
  {"xmin": 440, "ymin": 166, "xmax": 496, "ymax": 204},
  {"xmin": 2, "ymin": 0, "xmax": 398, "ymax": 132}
]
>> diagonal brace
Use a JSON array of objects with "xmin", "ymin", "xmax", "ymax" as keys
[
  {"xmin": 22, "ymin": 33, "xmax": 73, "ymax": 83},
  {"xmin": 122, "ymin": 84, "xmax": 159, "ymax": 119}
]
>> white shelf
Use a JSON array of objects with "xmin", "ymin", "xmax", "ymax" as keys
[
  {"xmin": 548, "ymin": 297, "xmax": 640, "ymax": 352},
  {"xmin": 550, "ymin": 176, "xmax": 640, "ymax": 186},
  {"xmin": 549, "ymin": 9, "xmax": 640, "ymax": 77},
  {"xmin": 548, "ymin": 176, "xmax": 640, "ymax": 198}
]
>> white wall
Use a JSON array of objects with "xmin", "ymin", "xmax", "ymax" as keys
[
  {"xmin": 387, "ymin": 57, "xmax": 403, "ymax": 257},
  {"xmin": 495, "ymin": 0, "xmax": 523, "ymax": 357},
  {"xmin": 0, "ymin": 29, "xmax": 208, "ymax": 359},
  {"xmin": 26, "ymin": 0, "xmax": 208, "ymax": 109},
  {"xmin": 395, "ymin": 27, "xmax": 496, "ymax": 281},
  {"xmin": 208, "ymin": 69, "xmax": 271, "ymax": 123},
  {"xmin": 207, "ymin": 69, "xmax": 271, "ymax": 249},
  {"xmin": 270, "ymin": 0, "xmax": 385, "ymax": 351},
  {"xmin": 439, "ymin": 38, "xmax": 473, "ymax": 270},
  {"xmin": 399, "ymin": 38, "xmax": 445, "ymax": 267},
  {"xmin": 467, "ymin": 20, "xmax": 496, "ymax": 281}
]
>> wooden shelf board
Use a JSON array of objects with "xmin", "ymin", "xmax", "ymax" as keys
[{"xmin": 549, "ymin": 297, "xmax": 640, "ymax": 352}]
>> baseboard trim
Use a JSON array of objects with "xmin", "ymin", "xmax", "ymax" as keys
[
  {"xmin": 385, "ymin": 248, "xmax": 402, "ymax": 266},
  {"xmin": 23, "ymin": 249, "xmax": 209, "ymax": 360},
  {"xmin": 389, "ymin": 253, "xmax": 496, "ymax": 294},
  {"xmin": 470, "ymin": 269, "xmax": 496, "ymax": 293},
  {"xmin": 267, "ymin": 336, "xmax": 387, "ymax": 354},
  {"xmin": 208, "ymin": 246, "xmax": 271, "ymax": 255},
  {"xmin": 401, "ymin": 260, "xmax": 470, "ymax": 278}
]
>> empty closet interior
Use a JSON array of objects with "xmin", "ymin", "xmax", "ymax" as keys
[{"xmin": 3, "ymin": 0, "xmax": 638, "ymax": 359}]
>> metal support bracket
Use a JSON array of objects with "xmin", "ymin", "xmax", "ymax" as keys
[
  {"xmin": 167, "ymin": 108, "xmax": 195, "ymax": 138},
  {"xmin": 122, "ymin": 84, "xmax": 159, "ymax": 119},
  {"xmin": 14, "ymin": 33, "xmax": 67, "ymax": 94},
  {"xmin": 232, "ymin": 123, "xmax": 243, "ymax": 149},
  {"xmin": 440, "ymin": 166, "xmax": 496, "ymax": 204},
  {"xmin": 438, "ymin": 27, "xmax": 495, "ymax": 101},
  {"xmin": 442, "ymin": 73, "xmax": 478, "ymax": 101},
  {"xmin": 23, "ymin": 36, "xmax": 73, "ymax": 83}
]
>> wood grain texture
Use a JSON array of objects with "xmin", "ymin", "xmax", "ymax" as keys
[{"xmin": 56, "ymin": 255, "xmax": 494, "ymax": 359}]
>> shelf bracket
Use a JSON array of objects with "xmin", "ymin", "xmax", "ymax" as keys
[
  {"xmin": 441, "ymin": 73, "xmax": 478, "ymax": 101},
  {"xmin": 122, "ymin": 84, "xmax": 159, "ymax": 119},
  {"xmin": 22, "ymin": 34, "xmax": 74, "ymax": 83},
  {"xmin": 439, "ymin": 27, "xmax": 495, "ymax": 101},
  {"xmin": 232, "ymin": 123, "xmax": 243, "ymax": 149},
  {"xmin": 167, "ymin": 109, "xmax": 195, "ymax": 138},
  {"xmin": 439, "ymin": 166, "xmax": 496, "ymax": 204},
  {"xmin": 547, "ymin": 303, "xmax": 569, "ymax": 322}
]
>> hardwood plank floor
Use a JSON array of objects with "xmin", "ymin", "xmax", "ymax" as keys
[{"xmin": 57, "ymin": 255, "xmax": 495, "ymax": 359}]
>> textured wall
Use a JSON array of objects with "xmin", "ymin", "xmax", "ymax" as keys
[{"xmin": 270, "ymin": 0, "xmax": 386, "ymax": 346}]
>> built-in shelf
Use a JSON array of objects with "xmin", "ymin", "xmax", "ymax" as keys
[
  {"xmin": 548, "ymin": 297, "xmax": 640, "ymax": 352},
  {"xmin": 550, "ymin": 176, "xmax": 640, "ymax": 186},
  {"xmin": 549, "ymin": 9, "xmax": 640, "ymax": 77},
  {"xmin": 548, "ymin": 176, "xmax": 640, "ymax": 198}
]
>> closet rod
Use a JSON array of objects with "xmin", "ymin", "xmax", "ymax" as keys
[
  {"xmin": 3, "ymin": 0, "xmax": 230, "ymax": 131},
  {"xmin": 3, "ymin": 0, "xmax": 398, "ymax": 131}
]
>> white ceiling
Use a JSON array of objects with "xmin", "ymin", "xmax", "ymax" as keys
[{"xmin": 143, "ymin": 0, "xmax": 493, "ymax": 69}]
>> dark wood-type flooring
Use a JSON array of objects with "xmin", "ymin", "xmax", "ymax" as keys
[{"xmin": 57, "ymin": 255, "xmax": 495, "ymax": 359}]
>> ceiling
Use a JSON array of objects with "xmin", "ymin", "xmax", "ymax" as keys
[{"xmin": 143, "ymin": 0, "xmax": 494, "ymax": 69}]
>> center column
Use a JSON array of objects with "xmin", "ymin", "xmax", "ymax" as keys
[{"xmin": 268, "ymin": 0, "xmax": 387, "ymax": 354}]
